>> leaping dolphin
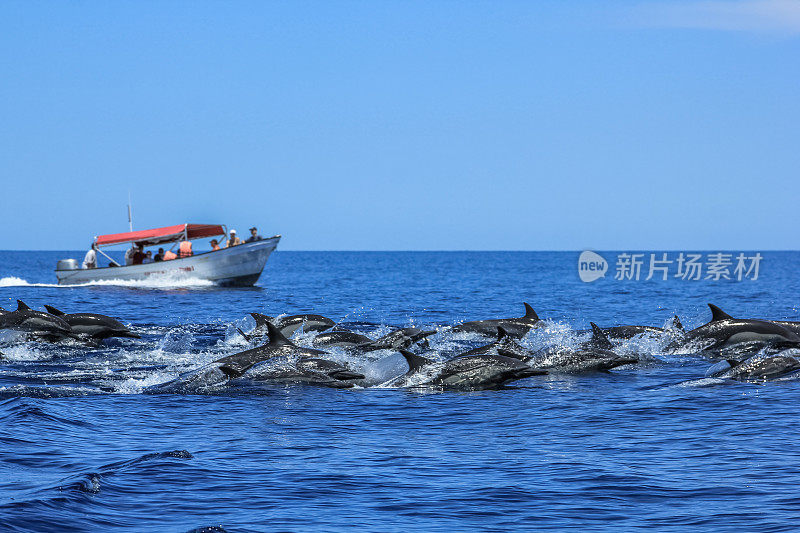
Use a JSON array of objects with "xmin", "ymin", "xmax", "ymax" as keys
[
  {"xmin": 705, "ymin": 350, "xmax": 800, "ymax": 381},
  {"xmin": 599, "ymin": 316, "xmax": 684, "ymax": 340},
  {"xmin": 458, "ymin": 326, "xmax": 532, "ymax": 358},
  {"xmin": 231, "ymin": 323, "xmax": 365, "ymax": 388},
  {"xmin": 312, "ymin": 329, "xmax": 373, "ymax": 348},
  {"xmin": 250, "ymin": 312, "xmax": 335, "ymax": 338},
  {"xmin": 387, "ymin": 349, "xmax": 545, "ymax": 390},
  {"xmin": 450, "ymin": 302, "xmax": 542, "ymax": 339},
  {"xmin": 149, "ymin": 321, "xmax": 363, "ymax": 392},
  {"xmin": 43, "ymin": 305, "xmax": 140, "ymax": 340},
  {"xmin": 217, "ymin": 321, "xmax": 328, "ymax": 378},
  {"xmin": 506, "ymin": 323, "xmax": 638, "ymax": 373},
  {"xmin": 667, "ymin": 304, "xmax": 800, "ymax": 354},
  {"xmin": 311, "ymin": 326, "xmax": 435, "ymax": 352},
  {"xmin": 0, "ymin": 300, "xmax": 77, "ymax": 341}
]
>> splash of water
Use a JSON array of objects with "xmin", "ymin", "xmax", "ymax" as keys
[{"xmin": 0, "ymin": 275, "xmax": 215, "ymax": 290}]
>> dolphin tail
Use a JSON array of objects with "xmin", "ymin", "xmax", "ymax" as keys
[
  {"xmin": 250, "ymin": 313, "xmax": 275, "ymax": 329},
  {"xmin": 523, "ymin": 303, "xmax": 539, "ymax": 320},
  {"xmin": 708, "ymin": 304, "xmax": 733, "ymax": 322},
  {"xmin": 44, "ymin": 305, "xmax": 66, "ymax": 316},
  {"xmin": 16, "ymin": 300, "xmax": 31, "ymax": 312},
  {"xmin": 590, "ymin": 322, "xmax": 615, "ymax": 350},
  {"xmin": 399, "ymin": 349, "xmax": 434, "ymax": 373}
]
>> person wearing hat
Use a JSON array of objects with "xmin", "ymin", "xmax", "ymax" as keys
[
  {"xmin": 246, "ymin": 226, "xmax": 263, "ymax": 243},
  {"xmin": 225, "ymin": 229, "xmax": 242, "ymax": 248}
]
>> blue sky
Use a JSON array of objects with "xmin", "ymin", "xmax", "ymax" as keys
[{"xmin": 1, "ymin": 1, "xmax": 798, "ymax": 251}]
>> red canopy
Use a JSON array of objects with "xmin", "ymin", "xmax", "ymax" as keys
[{"xmin": 95, "ymin": 224, "xmax": 225, "ymax": 247}]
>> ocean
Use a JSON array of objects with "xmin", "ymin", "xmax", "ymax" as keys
[{"xmin": 1, "ymin": 250, "xmax": 800, "ymax": 531}]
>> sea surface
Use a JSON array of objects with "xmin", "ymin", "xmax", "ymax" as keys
[{"xmin": 1, "ymin": 250, "xmax": 800, "ymax": 532}]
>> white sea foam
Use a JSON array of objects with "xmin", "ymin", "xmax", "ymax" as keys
[{"xmin": 0, "ymin": 274, "xmax": 215, "ymax": 290}]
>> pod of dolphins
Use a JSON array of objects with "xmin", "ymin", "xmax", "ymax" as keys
[{"xmin": 3, "ymin": 300, "xmax": 800, "ymax": 390}]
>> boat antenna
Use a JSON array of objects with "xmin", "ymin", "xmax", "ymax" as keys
[{"xmin": 127, "ymin": 192, "xmax": 133, "ymax": 232}]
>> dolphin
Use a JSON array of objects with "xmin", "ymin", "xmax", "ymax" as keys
[
  {"xmin": 250, "ymin": 312, "xmax": 335, "ymax": 338},
  {"xmin": 311, "ymin": 326, "xmax": 435, "ymax": 352},
  {"xmin": 599, "ymin": 316, "xmax": 684, "ymax": 340},
  {"xmin": 769, "ymin": 320, "xmax": 800, "ymax": 336},
  {"xmin": 245, "ymin": 357, "xmax": 365, "ymax": 388},
  {"xmin": 509, "ymin": 323, "xmax": 637, "ymax": 373},
  {"xmin": 450, "ymin": 303, "xmax": 542, "ymax": 339},
  {"xmin": 667, "ymin": 304, "xmax": 800, "ymax": 354},
  {"xmin": 705, "ymin": 350, "xmax": 800, "ymax": 381},
  {"xmin": 359, "ymin": 327, "xmax": 436, "ymax": 352},
  {"xmin": 149, "ymin": 321, "xmax": 362, "ymax": 392},
  {"xmin": 217, "ymin": 321, "xmax": 328, "ymax": 378},
  {"xmin": 0, "ymin": 300, "xmax": 77, "ymax": 341},
  {"xmin": 43, "ymin": 305, "xmax": 140, "ymax": 340},
  {"xmin": 312, "ymin": 329, "xmax": 373, "ymax": 348},
  {"xmin": 387, "ymin": 349, "xmax": 546, "ymax": 390},
  {"xmin": 458, "ymin": 326, "xmax": 533, "ymax": 359}
]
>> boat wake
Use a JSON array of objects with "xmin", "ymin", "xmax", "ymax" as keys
[{"xmin": 0, "ymin": 275, "xmax": 216, "ymax": 290}]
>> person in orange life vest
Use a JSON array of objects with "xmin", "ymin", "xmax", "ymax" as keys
[
  {"xmin": 178, "ymin": 240, "xmax": 193, "ymax": 258},
  {"xmin": 163, "ymin": 249, "xmax": 178, "ymax": 260},
  {"xmin": 210, "ymin": 239, "xmax": 221, "ymax": 251}
]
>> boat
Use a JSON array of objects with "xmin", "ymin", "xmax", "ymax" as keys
[{"xmin": 55, "ymin": 223, "xmax": 280, "ymax": 286}]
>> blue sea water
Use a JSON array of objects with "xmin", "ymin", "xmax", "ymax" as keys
[{"xmin": 2, "ymin": 250, "xmax": 800, "ymax": 532}]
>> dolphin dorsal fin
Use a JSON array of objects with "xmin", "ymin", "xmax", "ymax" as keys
[
  {"xmin": 44, "ymin": 305, "xmax": 65, "ymax": 316},
  {"xmin": 266, "ymin": 321, "xmax": 291, "ymax": 346},
  {"xmin": 497, "ymin": 326, "xmax": 509, "ymax": 340},
  {"xmin": 399, "ymin": 349, "xmax": 433, "ymax": 373},
  {"xmin": 16, "ymin": 300, "xmax": 31, "ymax": 312},
  {"xmin": 250, "ymin": 313, "xmax": 274, "ymax": 328},
  {"xmin": 523, "ymin": 303, "xmax": 539, "ymax": 320},
  {"xmin": 708, "ymin": 304, "xmax": 733, "ymax": 322},
  {"xmin": 237, "ymin": 327, "xmax": 252, "ymax": 342},
  {"xmin": 672, "ymin": 315, "xmax": 684, "ymax": 331},
  {"xmin": 589, "ymin": 322, "xmax": 614, "ymax": 350}
]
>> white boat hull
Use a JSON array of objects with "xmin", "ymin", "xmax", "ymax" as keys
[{"xmin": 55, "ymin": 236, "xmax": 280, "ymax": 286}]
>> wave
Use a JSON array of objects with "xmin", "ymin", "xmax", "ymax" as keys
[{"xmin": 0, "ymin": 275, "xmax": 215, "ymax": 290}]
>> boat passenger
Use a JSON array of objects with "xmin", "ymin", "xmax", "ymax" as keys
[
  {"xmin": 163, "ymin": 249, "xmax": 178, "ymax": 261},
  {"xmin": 226, "ymin": 229, "xmax": 242, "ymax": 248},
  {"xmin": 178, "ymin": 240, "xmax": 193, "ymax": 258},
  {"xmin": 132, "ymin": 245, "xmax": 146, "ymax": 265},
  {"xmin": 124, "ymin": 245, "xmax": 137, "ymax": 265},
  {"xmin": 82, "ymin": 245, "xmax": 97, "ymax": 269},
  {"xmin": 246, "ymin": 227, "xmax": 262, "ymax": 242},
  {"xmin": 210, "ymin": 239, "xmax": 221, "ymax": 251},
  {"xmin": 143, "ymin": 251, "xmax": 153, "ymax": 264},
  {"xmin": 154, "ymin": 248, "xmax": 165, "ymax": 262}
]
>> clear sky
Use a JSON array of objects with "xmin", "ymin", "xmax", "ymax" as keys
[{"xmin": 1, "ymin": 1, "xmax": 798, "ymax": 251}]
